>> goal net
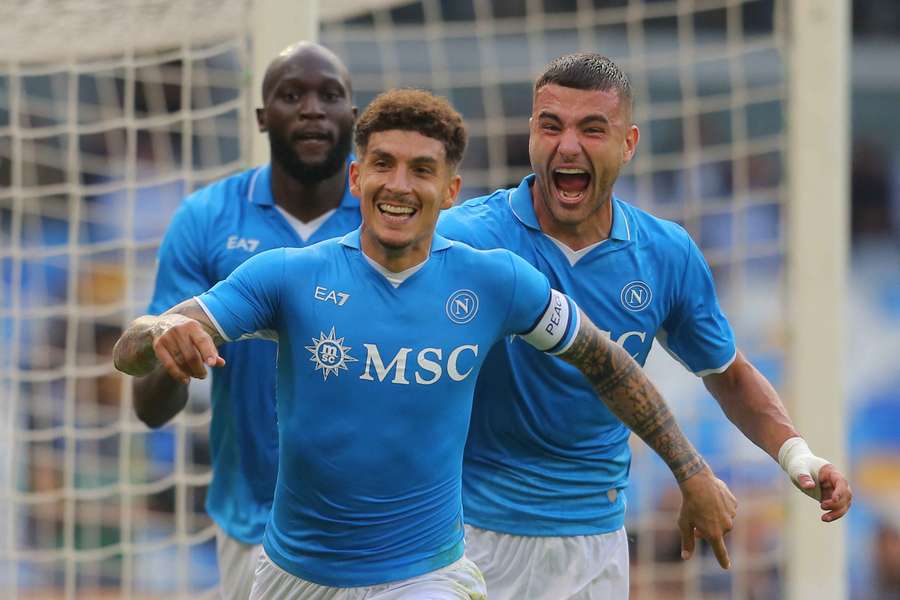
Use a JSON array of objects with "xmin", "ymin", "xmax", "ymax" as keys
[
  {"xmin": 1, "ymin": 1, "xmax": 251, "ymax": 598},
  {"xmin": 1, "ymin": 1, "xmax": 845, "ymax": 598},
  {"xmin": 320, "ymin": 1, "xmax": 790, "ymax": 594}
]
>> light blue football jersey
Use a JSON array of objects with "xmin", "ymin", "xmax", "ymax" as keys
[
  {"xmin": 437, "ymin": 174, "xmax": 736, "ymax": 536},
  {"xmin": 195, "ymin": 230, "xmax": 580, "ymax": 586},
  {"xmin": 147, "ymin": 162, "xmax": 360, "ymax": 544}
]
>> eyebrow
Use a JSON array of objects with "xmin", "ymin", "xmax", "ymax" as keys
[
  {"xmin": 277, "ymin": 75, "xmax": 347, "ymax": 92},
  {"xmin": 369, "ymin": 149, "xmax": 440, "ymax": 165},
  {"xmin": 537, "ymin": 110, "xmax": 610, "ymax": 127}
]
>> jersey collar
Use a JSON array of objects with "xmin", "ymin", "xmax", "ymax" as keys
[
  {"xmin": 339, "ymin": 227, "xmax": 453, "ymax": 254},
  {"xmin": 247, "ymin": 156, "xmax": 360, "ymax": 209},
  {"xmin": 509, "ymin": 173, "xmax": 632, "ymax": 242}
]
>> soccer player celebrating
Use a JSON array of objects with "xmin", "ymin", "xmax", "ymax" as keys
[
  {"xmin": 114, "ymin": 88, "xmax": 737, "ymax": 599},
  {"xmin": 437, "ymin": 53, "xmax": 853, "ymax": 598},
  {"xmin": 131, "ymin": 42, "xmax": 359, "ymax": 599}
]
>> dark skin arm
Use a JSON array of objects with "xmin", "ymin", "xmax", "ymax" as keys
[
  {"xmin": 703, "ymin": 351, "xmax": 852, "ymax": 521},
  {"xmin": 559, "ymin": 310, "xmax": 738, "ymax": 568},
  {"xmin": 131, "ymin": 369, "xmax": 189, "ymax": 429}
]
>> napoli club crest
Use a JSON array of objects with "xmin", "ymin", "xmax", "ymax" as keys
[{"xmin": 620, "ymin": 281, "xmax": 652, "ymax": 312}]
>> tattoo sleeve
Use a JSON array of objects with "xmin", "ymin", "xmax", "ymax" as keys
[
  {"xmin": 558, "ymin": 310, "xmax": 706, "ymax": 483},
  {"xmin": 113, "ymin": 299, "xmax": 224, "ymax": 377}
]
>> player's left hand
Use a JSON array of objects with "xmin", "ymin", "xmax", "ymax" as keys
[
  {"xmin": 795, "ymin": 463, "xmax": 852, "ymax": 523},
  {"xmin": 677, "ymin": 465, "xmax": 738, "ymax": 569}
]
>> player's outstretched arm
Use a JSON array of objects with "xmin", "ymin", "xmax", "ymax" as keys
[
  {"xmin": 131, "ymin": 368, "xmax": 189, "ymax": 429},
  {"xmin": 558, "ymin": 310, "xmax": 738, "ymax": 569},
  {"xmin": 114, "ymin": 299, "xmax": 226, "ymax": 387},
  {"xmin": 703, "ymin": 352, "xmax": 852, "ymax": 522}
]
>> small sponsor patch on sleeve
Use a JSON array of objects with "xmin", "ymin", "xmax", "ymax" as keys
[{"xmin": 520, "ymin": 289, "xmax": 580, "ymax": 355}]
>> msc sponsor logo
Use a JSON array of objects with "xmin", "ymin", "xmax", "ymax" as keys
[
  {"xmin": 307, "ymin": 327, "xmax": 480, "ymax": 385},
  {"xmin": 226, "ymin": 235, "xmax": 260, "ymax": 252},
  {"xmin": 359, "ymin": 344, "xmax": 479, "ymax": 385},
  {"xmin": 305, "ymin": 327, "xmax": 358, "ymax": 380},
  {"xmin": 620, "ymin": 281, "xmax": 652, "ymax": 312},
  {"xmin": 597, "ymin": 327, "xmax": 648, "ymax": 360},
  {"xmin": 445, "ymin": 289, "xmax": 479, "ymax": 324}
]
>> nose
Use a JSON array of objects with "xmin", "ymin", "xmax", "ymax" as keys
[
  {"xmin": 298, "ymin": 93, "xmax": 325, "ymax": 119},
  {"xmin": 384, "ymin": 166, "xmax": 413, "ymax": 195},
  {"xmin": 558, "ymin": 127, "xmax": 581, "ymax": 158}
]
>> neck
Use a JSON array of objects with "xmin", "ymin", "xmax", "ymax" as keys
[
  {"xmin": 359, "ymin": 226, "xmax": 433, "ymax": 273},
  {"xmin": 531, "ymin": 181, "xmax": 613, "ymax": 251},
  {"xmin": 270, "ymin": 160, "xmax": 348, "ymax": 222}
]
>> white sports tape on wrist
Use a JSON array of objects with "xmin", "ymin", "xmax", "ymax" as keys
[{"xmin": 777, "ymin": 437, "xmax": 831, "ymax": 500}]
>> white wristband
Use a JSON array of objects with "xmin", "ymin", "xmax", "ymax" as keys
[{"xmin": 777, "ymin": 437, "xmax": 831, "ymax": 501}]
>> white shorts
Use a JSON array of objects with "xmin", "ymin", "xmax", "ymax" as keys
[
  {"xmin": 464, "ymin": 524, "xmax": 629, "ymax": 600},
  {"xmin": 216, "ymin": 524, "xmax": 263, "ymax": 600},
  {"xmin": 249, "ymin": 548, "xmax": 486, "ymax": 600}
]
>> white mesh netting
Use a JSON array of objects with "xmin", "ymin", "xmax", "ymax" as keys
[{"xmin": 2, "ymin": 1, "xmax": 794, "ymax": 598}]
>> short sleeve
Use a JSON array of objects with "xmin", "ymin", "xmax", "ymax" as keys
[
  {"xmin": 502, "ymin": 251, "xmax": 580, "ymax": 355},
  {"xmin": 658, "ymin": 237, "xmax": 736, "ymax": 375},
  {"xmin": 196, "ymin": 248, "xmax": 285, "ymax": 342},
  {"xmin": 147, "ymin": 201, "xmax": 210, "ymax": 315}
]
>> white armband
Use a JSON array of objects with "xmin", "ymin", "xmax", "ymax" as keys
[
  {"xmin": 777, "ymin": 437, "xmax": 831, "ymax": 501},
  {"xmin": 520, "ymin": 289, "xmax": 580, "ymax": 355}
]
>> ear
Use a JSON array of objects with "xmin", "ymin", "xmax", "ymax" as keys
[
  {"xmin": 349, "ymin": 160, "xmax": 362, "ymax": 199},
  {"xmin": 256, "ymin": 108, "xmax": 267, "ymax": 133},
  {"xmin": 441, "ymin": 173, "xmax": 462, "ymax": 210},
  {"xmin": 622, "ymin": 124, "xmax": 639, "ymax": 164}
]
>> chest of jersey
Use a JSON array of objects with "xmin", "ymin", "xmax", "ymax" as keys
[
  {"xmin": 279, "ymin": 268, "xmax": 501, "ymax": 391},
  {"xmin": 526, "ymin": 238, "xmax": 670, "ymax": 365},
  {"xmin": 207, "ymin": 206, "xmax": 359, "ymax": 283}
]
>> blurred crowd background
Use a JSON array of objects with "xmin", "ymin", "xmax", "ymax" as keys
[{"xmin": 1, "ymin": 0, "xmax": 898, "ymax": 598}]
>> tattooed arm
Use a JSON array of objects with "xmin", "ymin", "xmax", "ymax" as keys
[
  {"xmin": 558, "ymin": 309, "xmax": 738, "ymax": 569},
  {"xmin": 114, "ymin": 299, "xmax": 226, "ymax": 387}
]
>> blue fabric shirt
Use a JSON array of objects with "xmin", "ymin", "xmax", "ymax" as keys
[
  {"xmin": 147, "ymin": 163, "xmax": 360, "ymax": 543},
  {"xmin": 195, "ymin": 230, "xmax": 579, "ymax": 586},
  {"xmin": 437, "ymin": 174, "xmax": 736, "ymax": 536}
]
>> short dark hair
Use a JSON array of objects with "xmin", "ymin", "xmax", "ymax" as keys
[
  {"xmin": 535, "ymin": 53, "xmax": 632, "ymax": 109},
  {"xmin": 354, "ymin": 88, "xmax": 467, "ymax": 167}
]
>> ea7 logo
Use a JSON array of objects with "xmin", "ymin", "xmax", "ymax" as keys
[
  {"xmin": 226, "ymin": 235, "xmax": 260, "ymax": 252},
  {"xmin": 314, "ymin": 286, "xmax": 350, "ymax": 306}
]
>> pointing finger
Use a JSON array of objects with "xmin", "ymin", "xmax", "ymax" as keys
[{"xmin": 709, "ymin": 534, "xmax": 731, "ymax": 570}]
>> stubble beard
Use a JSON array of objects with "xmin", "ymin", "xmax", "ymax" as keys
[{"xmin": 269, "ymin": 126, "xmax": 353, "ymax": 184}]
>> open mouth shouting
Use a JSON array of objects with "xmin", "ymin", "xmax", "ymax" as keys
[{"xmin": 552, "ymin": 167, "xmax": 592, "ymax": 206}]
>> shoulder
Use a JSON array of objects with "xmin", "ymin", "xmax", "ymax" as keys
[
  {"xmin": 618, "ymin": 199, "xmax": 695, "ymax": 260},
  {"xmin": 282, "ymin": 236, "xmax": 345, "ymax": 265},
  {"xmin": 178, "ymin": 167, "xmax": 259, "ymax": 217},
  {"xmin": 438, "ymin": 187, "xmax": 519, "ymax": 245},
  {"xmin": 442, "ymin": 188, "xmax": 515, "ymax": 224},
  {"xmin": 443, "ymin": 239, "xmax": 529, "ymax": 280}
]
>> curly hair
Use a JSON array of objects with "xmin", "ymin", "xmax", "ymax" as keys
[{"xmin": 354, "ymin": 88, "xmax": 467, "ymax": 167}]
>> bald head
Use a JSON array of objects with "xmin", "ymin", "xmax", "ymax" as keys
[
  {"xmin": 256, "ymin": 41, "xmax": 356, "ymax": 185},
  {"xmin": 261, "ymin": 41, "xmax": 352, "ymax": 102}
]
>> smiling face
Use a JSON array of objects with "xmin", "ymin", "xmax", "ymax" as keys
[
  {"xmin": 529, "ymin": 83, "xmax": 638, "ymax": 233},
  {"xmin": 350, "ymin": 129, "xmax": 461, "ymax": 265},
  {"xmin": 257, "ymin": 44, "xmax": 356, "ymax": 184}
]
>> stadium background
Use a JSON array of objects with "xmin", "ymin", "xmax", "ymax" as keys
[{"xmin": 1, "ymin": 0, "xmax": 898, "ymax": 598}]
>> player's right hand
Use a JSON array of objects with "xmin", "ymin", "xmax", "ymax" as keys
[
  {"xmin": 677, "ymin": 466, "xmax": 738, "ymax": 569},
  {"xmin": 150, "ymin": 315, "xmax": 225, "ymax": 384}
]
